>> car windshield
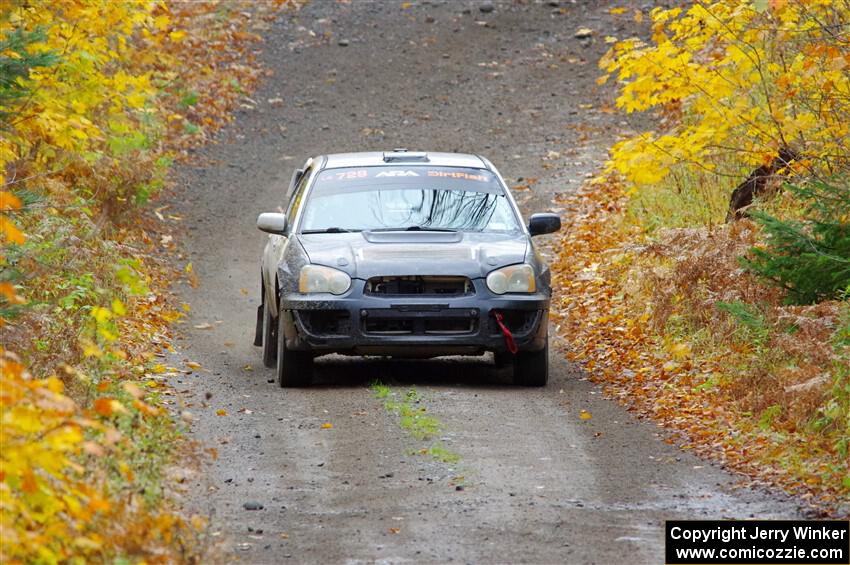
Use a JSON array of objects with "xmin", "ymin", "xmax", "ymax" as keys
[{"xmin": 299, "ymin": 166, "xmax": 521, "ymax": 233}]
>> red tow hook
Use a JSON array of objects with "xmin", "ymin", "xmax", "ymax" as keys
[{"xmin": 492, "ymin": 310, "xmax": 518, "ymax": 355}]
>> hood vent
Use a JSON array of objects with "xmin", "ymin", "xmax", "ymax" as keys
[{"xmin": 362, "ymin": 246, "xmax": 472, "ymax": 261}]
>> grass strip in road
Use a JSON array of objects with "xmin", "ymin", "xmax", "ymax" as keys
[{"xmin": 371, "ymin": 383, "xmax": 461, "ymax": 465}]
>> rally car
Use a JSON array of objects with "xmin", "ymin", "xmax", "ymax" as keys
[{"xmin": 254, "ymin": 150, "xmax": 560, "ymax": 387}]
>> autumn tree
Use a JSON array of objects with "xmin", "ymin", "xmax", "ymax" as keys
[{"xmin": 600, "ymin": 0, "xmax": 850, "ymax": 203}]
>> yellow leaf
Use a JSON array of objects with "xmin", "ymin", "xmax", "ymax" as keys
[
  {"xmin": 216, "ymin": 409, "xmax": 227, "ymax": 416},
  {"xmin": 82, "ymin": 341, "xmax": 103, "ymax": 358},
  {"xmin": 668, "ymin": 342, "xmax": 692, "ymax": 360},
  {"xmin": 579, "ymin": 409, "xmax": 592, "ymax": 420},
  {"xmin": 111, "ymin": 299, "xmax": 126, "ymax": 316},
  {"xmin": 321, "ymin": 422, "xmax": 333, "ymax": 429},
  {"xmin": 185, "ymin": 361, "xmax": 202, "ymax": 370},
  {"xmin": 154, "ymin": 14, "xmax": 170, "ymax": 31}
]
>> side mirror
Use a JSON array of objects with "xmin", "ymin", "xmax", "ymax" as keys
[
  {"xmin": 528, "ymin": 213, "xmax": 561, "ymax": 236},
  {"xmin": 257, "ymin": 213, "xmax": 288, "ymax": 235}
]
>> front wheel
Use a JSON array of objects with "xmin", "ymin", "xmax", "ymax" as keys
[
  {"xmin": 493, "ymin": 351, "xmax": 513, "ymax": 368},
  {"xmin": 276, "ymin": 308, "xmax": 313, "ymax": 387},
  {"xmin": 261, "ymin": 297, "xmax": 277, "ymax": 368},
  {"xmin": 513, "ymin": 340, "xmax": 548, "ymax": 387}
]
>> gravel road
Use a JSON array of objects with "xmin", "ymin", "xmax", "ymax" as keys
[{"xmin": 170, "ymin": 1, "xmax": 803, "ymax": 562}]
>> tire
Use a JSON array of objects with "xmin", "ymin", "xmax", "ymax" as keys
[
  {"xmin": 493, "ymin": 351, "xmax": 513, "ymax": 368},
  {"xmin": 276, "ymin": 307, "xmax": 313, "ymax": 387},
  {"xmin": 513, "ymin": 340, "xmax": 548, "ymax": 387},
  {"xmin": 261, "ymin": 297, "xmax": 277, "ymax": 368}
]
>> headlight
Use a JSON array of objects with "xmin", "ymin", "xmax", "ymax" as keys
[
  {"xmin": 486, "ymin": 264, "xmax": 536, "ymax": 294},
  {"xmin": 299, "ymin": 265, "xmax": 351, "ymax": 295}
]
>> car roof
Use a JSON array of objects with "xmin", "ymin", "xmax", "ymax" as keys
[{"xmin": 319, "ymin": 151, "xmax": 490, "ymax": 170}]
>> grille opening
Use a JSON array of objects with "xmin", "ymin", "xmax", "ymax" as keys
[
  {"xmin": 363, "ymin": 318, "xmax": 414, "ymax": 334},
  {"xmin": 424, "ymin": 318, "xmax": 476, "ymax": 334},
  {"xmin": 299, "ymin": 310, "xmax": 350, "ymax": 335},
  {"xmin": 366, "ymin": 276, "xmax": 472, "ymax": 296}
]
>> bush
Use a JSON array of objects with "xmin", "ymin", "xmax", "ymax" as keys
[{"xmin": 743, "ymin": 180, "xmax": 850, "ymax": 304}]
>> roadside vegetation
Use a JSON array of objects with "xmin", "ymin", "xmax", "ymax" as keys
[
  {"xmin": 553, "ymin": 1, "xmax": 849, "ymax": 514},
  {"xmin": 0, "ymin": 1, "xmax": 287, "ymax": 561}
]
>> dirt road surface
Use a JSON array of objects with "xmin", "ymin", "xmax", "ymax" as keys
[{"xmin": 171, "ymin": 1, "xmax": 803, "ymax": 562}]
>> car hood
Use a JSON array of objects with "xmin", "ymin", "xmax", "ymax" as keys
[{"xmin": 297, "ymin": 231, "xmax": 528, "ymax": 279}]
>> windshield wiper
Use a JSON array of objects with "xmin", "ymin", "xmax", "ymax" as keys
[
  {"xmin": 369, "ymin": 226, "xmax": 458, "ymax": 233},
  {"xmin": 301, "ymin": 227, "xmax": 359, "ymax": 234}
]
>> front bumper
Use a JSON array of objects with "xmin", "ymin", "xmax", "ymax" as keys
[{"xmin": 278, "ymin": 278, "xmax": 548, "ymax": 356}]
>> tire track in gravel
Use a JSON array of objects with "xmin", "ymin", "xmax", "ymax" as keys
[{"xmin": 169, "ymin": 1, "xmax": 804, "ymax": 563}]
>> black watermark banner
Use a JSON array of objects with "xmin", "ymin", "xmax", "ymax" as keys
[{"xmin": 666, "ymin": 520, "xmax": 849, "ymax": 564}]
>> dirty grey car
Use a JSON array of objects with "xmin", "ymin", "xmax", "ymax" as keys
[{"xmin": 254, "ymin": 150, "xmax": 561, "ymax": 387}]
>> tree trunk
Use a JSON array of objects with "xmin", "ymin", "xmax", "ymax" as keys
[{"xmin": 725, "ymin": 147, "xmax": 797, "ymax": 222}]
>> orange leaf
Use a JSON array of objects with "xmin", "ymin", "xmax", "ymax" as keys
[
  {"xmin": 21, "ymin": 468, "xmax": 37, "ymax": 494},
  {"xmin": 0, "ymin": 216, "xmax": 25, "ymax": 245},
  {"xmin": 94, "ymin": 397, "xmax": 114, "ymax": 417},
  {"xmin": 0, "ymin": 191, "xmax": 22, "ymax": 211},
  {"xmin": 133, "ymin": 399, "xmax": 161, "ymax": 417},
  {"xmin": 0, "ymin": 282, "xmax": 24, "ymax": 304}
]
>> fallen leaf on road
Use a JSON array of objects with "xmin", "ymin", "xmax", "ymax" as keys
[
  {"xmin": 321, "ymin": 422, "xmax": 333, "ymax": 429},
  {"xmin": 194, "ymin": 323, "xmax": 214, "ymax": 330},
  {"xmin": 123, "ymin": 382, "xmax": 145, "ymax": 399},
  {"xmin": 389, "ymin": 528, "xmax": 401, "ymax": 534},
  {"xmin": 580, "ymin": 409, "xmax": 592, "ymax": 420},
  {"xmin": 216, "ymin": 409, "xmax": 227, "ymax": 416},
  {"xmin": 186, "ymin": 361, "xmax": 202, "ymax": 370}
]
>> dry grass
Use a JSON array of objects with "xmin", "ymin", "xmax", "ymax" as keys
[{"xmin": 552, "ymin": 177, "xmax": 849, "ymax": 515}]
